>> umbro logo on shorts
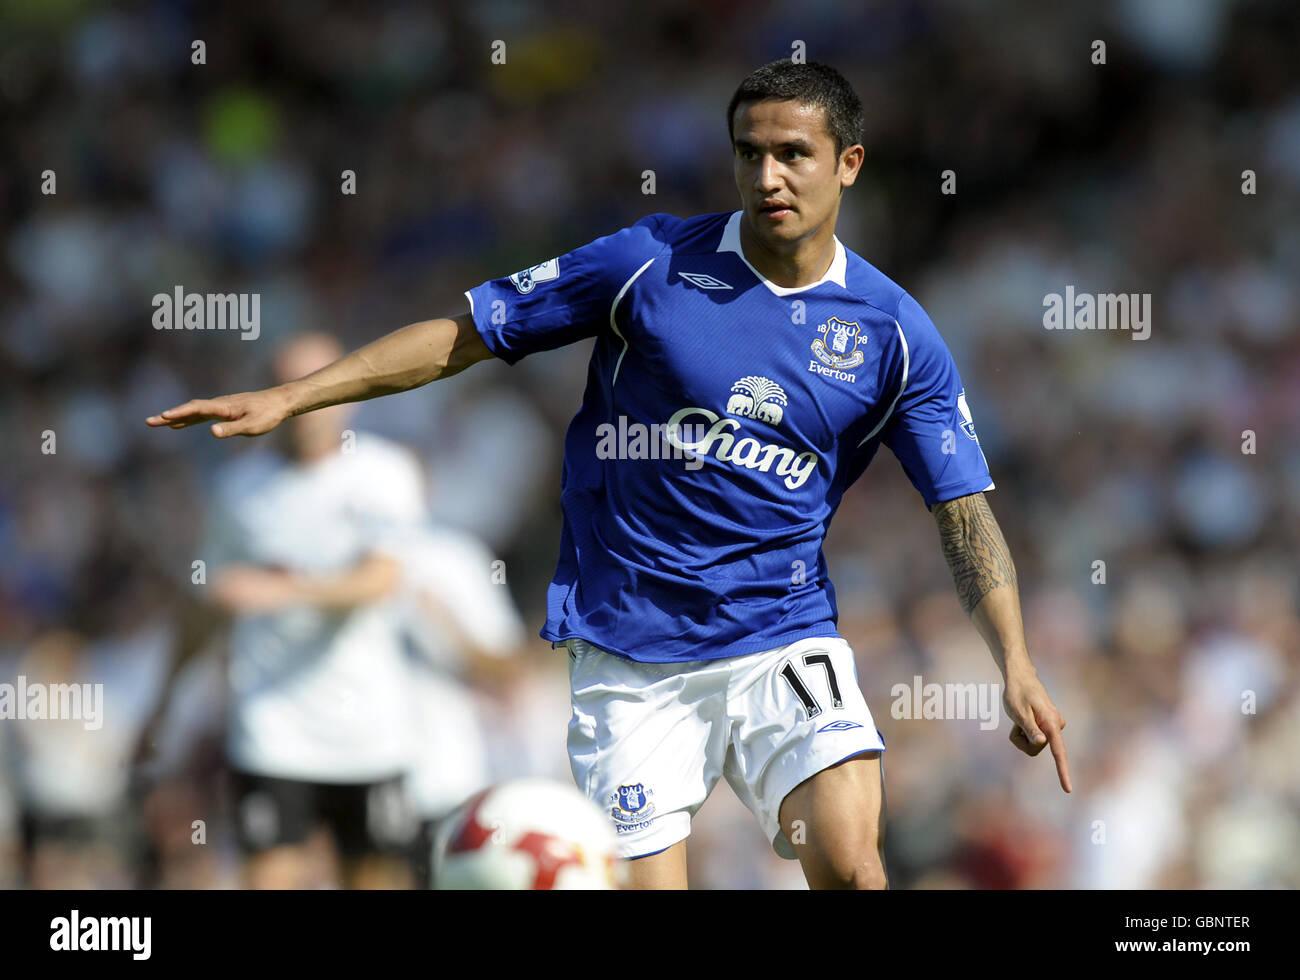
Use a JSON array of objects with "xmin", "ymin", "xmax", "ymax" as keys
[{"xmin": 816, "ymin": 720, "xmax": 864, "ymax": 733}]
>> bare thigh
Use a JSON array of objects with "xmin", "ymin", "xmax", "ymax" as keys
[
  {"xmin": 777, "ymin": 752, "xmax": 887, "ymax": 890},
  {"xmin": 622, "ymin": 839, "xmax": 689, "ymax": 889}
]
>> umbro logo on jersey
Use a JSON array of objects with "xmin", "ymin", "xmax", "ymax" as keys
[
  {"xmin": 817, "ymin": 720, "xmax": 863, "ymax": 732},
  {"xmin": 678, "ymin": 271, "xmax": 733, "ymax": 290},
  {"xmin": 509, "ymin": 258, "xmax": 560, "ymax": 294},
  {"xmin": 726, "ymin": 376, "xmax": 787, "ymax": 426}
]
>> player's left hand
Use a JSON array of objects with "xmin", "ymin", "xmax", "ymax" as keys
[{"xmin": 1003, "ymin": 668, "xmax": 1070, "ymax": 793}]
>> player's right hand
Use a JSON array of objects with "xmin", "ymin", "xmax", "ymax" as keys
[{"xmin": 145, "ymin": 389, "xmax": 291, "ymax": 438}]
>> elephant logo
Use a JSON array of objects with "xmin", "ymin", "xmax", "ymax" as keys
[
  {"xmin": 726, "ymin": 392, "xmax": 754, "ymax": 416},
  {"xmin": 726, "ymin": 376, "xmax": 787, "ymax": 426}
]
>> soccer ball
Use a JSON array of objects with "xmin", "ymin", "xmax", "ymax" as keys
[{"xmin": 432, "ymin": 779, "xmax": 624, "ymax": 889}]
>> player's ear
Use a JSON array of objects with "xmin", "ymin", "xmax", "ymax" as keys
[{"xmin": 839, "ymin": 144, "xmax": 864, "ymax": 187}]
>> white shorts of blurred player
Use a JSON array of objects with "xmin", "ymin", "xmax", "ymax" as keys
[{"xmin": 565, "ymin": 635, "xmax": 885, "ymax": 861}]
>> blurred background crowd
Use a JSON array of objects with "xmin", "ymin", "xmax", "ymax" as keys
[{"xmin": 1, "ymin": 0, "xmax": 1298, "ymax": 888}]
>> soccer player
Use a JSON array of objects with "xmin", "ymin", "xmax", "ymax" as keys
[
  {"xmin": 139, "ymin": 333, "xmax": 424, "ymax": 889},
  {"xmin": 147, "ymin": 60, "xmax": 1070, "ymax": 890}
]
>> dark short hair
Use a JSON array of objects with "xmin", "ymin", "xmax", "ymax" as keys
[{"xmin": 726, "ymin": 60, "xmax": 864, "ymax": 158}]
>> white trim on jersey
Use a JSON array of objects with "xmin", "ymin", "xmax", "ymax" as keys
[
  {"xmin": 716, "ymin": 211, "xmax": 847, "ymax": 296},
  {"xmin": 609, "ymin": 257, "xmax": 657, "ymax": 388},
  {"xmin": 857, "ymin": 319, "xmax": 910, "ymax": 447}
]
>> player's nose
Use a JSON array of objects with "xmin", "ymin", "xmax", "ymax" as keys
[{"xmin": 754, "ymin": 154, "xmax": 782, "ymax": 192}]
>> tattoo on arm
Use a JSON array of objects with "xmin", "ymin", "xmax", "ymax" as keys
[{"xmin": 931, "ymin": 493, "xmax": 1018, "ymax": 615}]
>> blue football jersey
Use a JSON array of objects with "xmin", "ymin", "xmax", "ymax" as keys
[{"xmin": 465, "ymin": 211, "xmax": 994, "ymax": 663}]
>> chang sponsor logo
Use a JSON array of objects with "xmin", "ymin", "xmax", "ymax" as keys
[{"xmin": 664, "ymin": 406, "xmax": 819, "ymax": 490}]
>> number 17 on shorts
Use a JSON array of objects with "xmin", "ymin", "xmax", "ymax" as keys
[{"xmin": 566, "ymin": 636, "xmax": 885, "ymax": 860}]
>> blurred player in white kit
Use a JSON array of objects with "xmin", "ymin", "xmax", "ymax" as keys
[{"xmin": 138, "ymin": 333, "xmax": 425, "ymax": 888}]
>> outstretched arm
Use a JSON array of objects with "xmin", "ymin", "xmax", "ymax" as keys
[
  {"xmin": 929, "ymin": 491, "xmax": 1071, "ymax": 792},
  {"xmin": 145, "ymin": 311, "xmax": 492, "ymax": 437}
]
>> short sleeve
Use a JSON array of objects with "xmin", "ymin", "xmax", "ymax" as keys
[
  {"xmin": 882, "ymin": 293, "xmax": 995, "ymax": 507},
  {"xmin": 464, "ymin": 214, "xmax": 668, "ymax": 364}
]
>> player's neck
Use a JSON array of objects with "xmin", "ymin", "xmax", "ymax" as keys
[{"xmin": 738, "ymin": 214, "xmax": 837, "ymax": 289}]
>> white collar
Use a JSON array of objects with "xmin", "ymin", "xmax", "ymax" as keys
[{"xmin": 716, "ymin": 210, "xmax": 847, "ymax": 296}]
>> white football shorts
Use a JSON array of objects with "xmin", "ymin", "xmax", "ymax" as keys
[{"xmin": 565, "ymin": 634, "xmax": 886, "ymax": 861}]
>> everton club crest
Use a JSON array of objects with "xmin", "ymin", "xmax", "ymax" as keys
[
  {"xmin": 811, "ymin": 317, "xmax": 865, "ymax": 370},
  {"xmin": 610, "ymin": 782, "xmax": 656, "ymax": 829}
]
